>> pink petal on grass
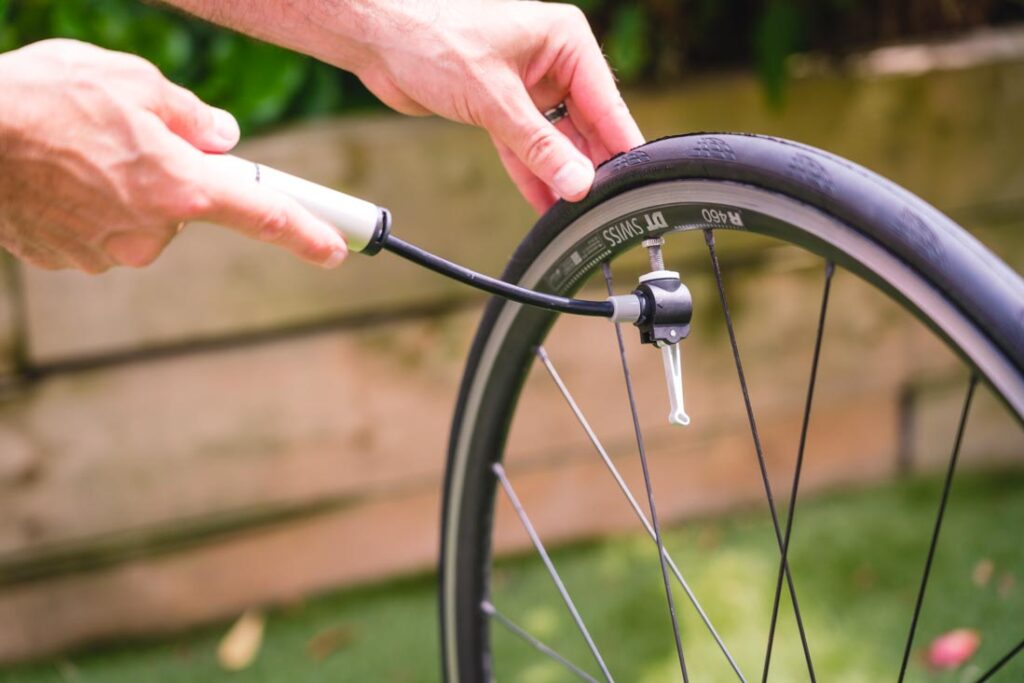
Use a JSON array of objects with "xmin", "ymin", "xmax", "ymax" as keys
[{"xmin": 927, "ymin": 629, "xmax": 981, "ymax": 670}]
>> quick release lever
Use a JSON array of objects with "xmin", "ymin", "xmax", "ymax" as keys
[{"xmin": 608, "ymin": 237, "xmax": 693, "ymax": 426}]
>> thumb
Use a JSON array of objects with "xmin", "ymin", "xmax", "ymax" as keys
[
  {"xmin": 154, "ymin": 82, "xmax": 240, "ymax": 153},
  {"xmin": 489, "ymin": 85, "xmax": 595, "ymax": 202}
]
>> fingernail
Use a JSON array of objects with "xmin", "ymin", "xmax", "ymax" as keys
[
  {"xmin": 552, "ymin": 160, "xmax": 594, "ymax": 200},
  {"xmin": 322, "ymin": 246, "xmax": 347, "ymax": 269},
  {"xmin": 211, "ymin": 108, "xmax": 240, "ymax": 146}
]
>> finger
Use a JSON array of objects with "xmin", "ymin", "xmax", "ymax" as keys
[
  {"xmin": 529, "ymin": 79, "xmax": 611, "ymax": 165},
  {"xmin": 195, "ymin": 167, "xmax": 349, "ymax": 268},
  {"xmin": 530, "ymin": 84, "xmax": 611, "ymax": 167},
  {"xmin": 552, "ymin": 16, "xmax": 645, "ymax": 155},
  {"xmin": 491, "ymin": 135, "xmax": 556, "ymax": 213},
  {"xmin": 102, "ymin": 229, "xmax": 174, "ymax": 269},
  {"xmin": 153, "ymin": 82, "xmax": 241, "ymax": 153},
  {"xmin": 486, "ymin": 79, "xmax": 595, "ymax": 202},
  {"xmin": 554, "ymin": 114, "xmax": 610, "ymax": 166},
  {"xmin": 552, "ymin": 115, "xmax": 586, "ymax": 154}
]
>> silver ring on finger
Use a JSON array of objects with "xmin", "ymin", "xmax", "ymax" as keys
[{"xmin": 543, "ymin": 102, "xmax": 569, "ymax": 124}]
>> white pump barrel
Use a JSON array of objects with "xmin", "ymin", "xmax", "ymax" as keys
[{"xmin": 205, "ymin": 154, "xmax": 386, "ymax": 253}]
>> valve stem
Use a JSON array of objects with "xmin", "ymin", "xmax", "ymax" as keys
[{"xmin": 642, "ymin": 237, "xmax": 666, "ymax": 271}]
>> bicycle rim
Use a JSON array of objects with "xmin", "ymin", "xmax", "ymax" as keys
[{"xmin": 440, "ymin": 135, "xmax": 1024, "ymax": 682}]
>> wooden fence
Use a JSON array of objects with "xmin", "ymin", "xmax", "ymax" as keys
[{"xmin": 0, "ymin": 31, "xmax": 1022, "ymax": 662}]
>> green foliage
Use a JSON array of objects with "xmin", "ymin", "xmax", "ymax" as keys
[
  {"xmin": 195, "ymin": 33, "xmax": 307, "ymax": 130},
  {"xmin": 0, "ymin": 1, "xmax": 1019, "ymax": 131},
  {"xmin": 0, "ymin": 0, "xmax": 360, "ymax": 133},
  {"xmin": 755, "ymin": 1, "xmax": 804, "ymax": 108},
  {"xmin": 605, "ymin": 3, "xmax": 651, "ymax": 82}
]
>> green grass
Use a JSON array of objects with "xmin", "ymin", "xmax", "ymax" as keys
[{"xmin": 2, "ymin": 469, "xmax": 1022, "ymax": 683}]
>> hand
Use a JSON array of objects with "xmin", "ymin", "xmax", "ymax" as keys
[
  {"xmin": 349, "ymin": 1, "xmax": 645, "ymax": 212},
  {"xmin": 0, "ymin": 39, "xmax": 348, "ymax": 273}
]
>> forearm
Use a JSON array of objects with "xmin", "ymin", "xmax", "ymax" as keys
[
  {"xmin": 162, "ymin": 0, "xmax": 644, "ymax": 213},
  {"xmin": 162, "ymin": 0, "xmax": 445, "ymax": 74}
]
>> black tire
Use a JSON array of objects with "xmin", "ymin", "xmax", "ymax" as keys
[{"xmin": 438, "ymin": 133, "xmax": 1024, "ymax": 682}]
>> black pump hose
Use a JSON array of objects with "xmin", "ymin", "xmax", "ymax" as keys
[{"xmin": 382, "ymin": 235, "xmax": 615, "ymax": 318}]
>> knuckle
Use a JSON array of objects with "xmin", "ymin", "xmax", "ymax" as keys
[
  {"xmin": 131, "ymin": 250, "xmax": 160, "ymax": 268},
  {"xmin": 593, "ymin": 94, "xmax": 629, "ymax": 129},
  {"xmin": 123, "ymin": 54, "xmax": 162, "ymax": 81},
  {"xmin": 256, "ymin": 205, "xmax": 292, "ymax": 243},
  {"xmin": 104, "ymin": 231, "xmax": 164, "ymax": 268},
  {"xmin": 191, "ymin": 99, "xmax": 212, "ymax": 131},
  {"xmin": 171, "ymin": 87, "xmax": 207, "ymax": 125},
  {"xmin": 301, "ymin": 238, "xmax": 336, "ymax": 264},
  {"xmin": 169, "ymin": 185, "xmax": 214, "ymax": 221},
  {"xmin": 79, "ymin": 259, "xmax": 111, "ymax": 275},
  {"xmin": 555, "ymin": 3, "xmax": 587, "ymax": 29},
  {"xmin": 521, "ymin": 127, "xmax": 559, "ymax": 170},
  {"xmin": 130, "ymin": 174, "xmax": 173, "ymax": 215},
  {"xmin": 130, "ymin": 160, "xmax": 210, "ymax": 220},
  {"xmin": 113, "ymin": 245, "xmax": 160, "ymax": 269}
]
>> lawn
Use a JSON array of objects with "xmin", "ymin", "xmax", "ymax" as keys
[{"xmin": 1, "ymin": 468, "xmax": 1021, "ymax": 683}]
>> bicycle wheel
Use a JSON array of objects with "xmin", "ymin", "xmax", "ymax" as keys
[{"xmin": 440, "ymin": 134, "xmax": 1024, "ymax": 682}]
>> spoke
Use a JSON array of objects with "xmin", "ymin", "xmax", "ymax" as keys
[
  {"xmin": 493, "ymin": 463, "xmax": 615, "ymax": 682},
  {"xmin": 897, "ymin": 375, "xmax": 978, "ymax": 683},
  {"xmin": 974, "ymin": 637, "xmax": 1024, "ymax": 683},
  {"xmin": 482, "ymin": 600, "xmax": 600, "ymax": 683},
  {"xmin": 536, "ymin": 344, "xmax": 747, "ymax": 682},
  {"xmin": 602, "ymin": 262, "xmax": 690, "ymax": 683},
  {"xmin": 762, "ymin": 261, "xmax": 834, "ymax": 681},
  {"xmin": 704, "ymin": 229, "xmax": 817, "ymax": 681}
]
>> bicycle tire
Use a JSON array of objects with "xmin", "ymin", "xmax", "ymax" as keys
[{"xmin": 439, "ymin": 133, "xmax": 1024, "ymax": 682}]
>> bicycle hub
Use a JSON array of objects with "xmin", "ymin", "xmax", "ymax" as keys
[
  {"xmin": 605, "ymin": 264, "xmax": 693, "ymax": 346},
  {"xmin": 632, "ymin": 272, "xmax": 693, "ymax": 346}
]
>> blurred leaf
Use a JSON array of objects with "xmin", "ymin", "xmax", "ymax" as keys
[
  {"xmin": 292, "ymin": 61, "xmax": 346, "ymax": 120},
  {"xmin": 49, "ymin": 1, "xmax": 93, "ymax": 41},
  {"xmin": 129, "ymin": 14, "xmax": 194, "ymax": 77},
  {"xmin": 217, "ymin": 609, "xmax": 265, "ymax": 671},
  {"xmin": 605, "ymin": 3, "xmax": 651, "ymax": 82},
  {"xmin": 0, "ymin": 0, "xmax": 15, "ymax": 53},
  {"xmin": 972, "ymin": 557, "xmax": 994, "ymax": 587},
  {"xmin": 305, "ymin": 624, "xmax": 355, "ymax": 661},
  {"xmin": 754, "ymin": 0, "xmax": 803, "ymax": 109},
  {"xmin": 998, "ymin": 571, "xmax": 1016, "ymax": 598},
  {"xmin": 196, "ymin": 34, "xmax": 308, "ymax": 132},
  {"xmin": 48, "ymin": 1, "xmax": 194, "ymax": 78}
]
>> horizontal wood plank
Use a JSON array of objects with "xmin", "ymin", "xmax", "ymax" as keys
[{"xmin": 18, "ymin": 58, "xmax": 1024, "ymax": 363}]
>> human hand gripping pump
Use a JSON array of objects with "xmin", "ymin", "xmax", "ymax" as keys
[{"xmin": 206, "ymin": 154, "xmax": 692, "ymax": 427}]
